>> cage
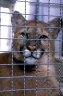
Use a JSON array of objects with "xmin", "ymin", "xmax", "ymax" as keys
[{"xmin": 0, "ymin": 0, "xmax": 63, "ymax": 96}]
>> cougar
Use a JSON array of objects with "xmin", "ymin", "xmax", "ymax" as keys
[{"xmin": 0, "ymin": 11, "xmax": 63, "ymax": 96}]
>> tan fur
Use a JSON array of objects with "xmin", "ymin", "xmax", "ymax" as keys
[{"xmin": 0, "ymin": 11, "xmax": 63, "ymax": 96}]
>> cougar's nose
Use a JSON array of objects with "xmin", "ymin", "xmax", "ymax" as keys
[{"xmin": 27, "ymin": 45, "xmax": 36, "ymax": 51}]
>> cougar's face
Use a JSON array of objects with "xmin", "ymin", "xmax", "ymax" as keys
[
  {"xmin": 13, "ymin": 21, "xmax": 54, "ymax": 65},
  {"xmin": 12, "ymin": 11, "xmax": 60, "ymax": 65}
]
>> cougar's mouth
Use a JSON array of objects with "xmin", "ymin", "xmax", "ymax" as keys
[{"xmin": 22, "ymin": 48, "xmax": 44, "ymax": 65}]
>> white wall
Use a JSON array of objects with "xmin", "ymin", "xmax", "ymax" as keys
[{"xmin": 0, "ymin": 8, "xmax": 11, "ymax": 52}]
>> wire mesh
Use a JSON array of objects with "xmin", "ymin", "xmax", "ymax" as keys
[{"xmin": 0, "ymin": 0, "xmax": 63, "ymax": 96}]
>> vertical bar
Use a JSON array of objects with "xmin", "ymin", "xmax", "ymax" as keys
[
  {"xmin": 35, "ymin": 0, "xmax": 39, "ymax": 96},
  {"xmin": 58, "ymin": 0, "xmax": 62, "ymax": 95},
  {"xmin": 61, "ymin": 0, "xmax": 63, "ymax": 56},
  {"xmin": 48, "ymin": 0, "xmax": 50, "ymax": 95},
  {"xmin": 0, "ymin": 8, "xmax": 1, "ymax": 51},
  {"xmin": 11, "ymin": 5, "xmax": 14, "ymax": 95},
  {"xmin": 35, "ymin": 0, "xmax": 39, "ymax": 21},
  {"xmin": 24, "ymin": 0, "xmax": 27, "ymax": 96},
  {"xmin": 62, "ymin": 28, "xmax": 63, "ymax": 56}
]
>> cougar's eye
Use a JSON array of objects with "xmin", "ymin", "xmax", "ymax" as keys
[
  {"xmin": 39, "ymin": 35, "xmax": 48, "ymax": 39},
  {"xmin": 20, "ymin": 32, "xmax": 28, "ymax": 38}
]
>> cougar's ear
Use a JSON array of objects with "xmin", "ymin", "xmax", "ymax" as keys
[
  {"xmin": 47, "ymin": 18, "xmax": 62, "ymax": 39},
  {"xmin": 11, "ymin": 11, "xmax": 26, "ymax": 32}
]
